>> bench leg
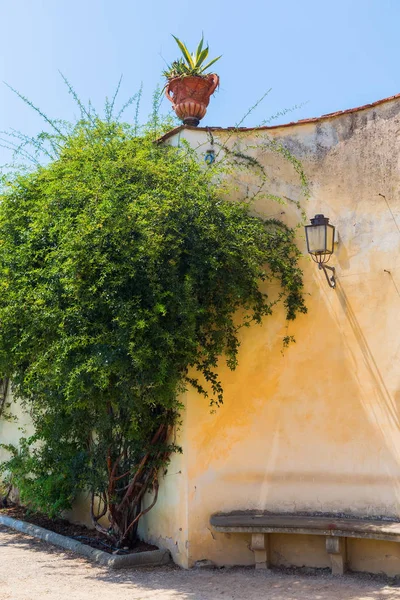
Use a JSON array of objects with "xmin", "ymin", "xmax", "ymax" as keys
[
  {"xmin": 326, "ymin": 537, "xmax": 347, "ymax": 575},
  {"xmin": 250, "ymin": 533, "xmax": 270, "ymax": 570}
]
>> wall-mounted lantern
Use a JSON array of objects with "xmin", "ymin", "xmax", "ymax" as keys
[{"xmin": 305, "ymin": 214, "xmax": 336, "ymax": 289}]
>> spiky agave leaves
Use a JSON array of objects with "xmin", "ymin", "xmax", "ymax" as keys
[{"xmin": 163, "ymin": 35, "xmax": 222, "ymax": 80}]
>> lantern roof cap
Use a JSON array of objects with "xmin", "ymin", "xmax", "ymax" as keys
[{"xmin": 310, "ymin": 214, "xmax": 330, "ymax": 226}]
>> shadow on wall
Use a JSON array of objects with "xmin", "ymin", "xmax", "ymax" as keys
[
  {"xmin": 185, "ymin": 262, "xmax": 400, "ymax": 519},
  {"xmin": 333, "ymin": 277, "xmax": 400, "ymax": 506},
  {"xmin": 179, "ymin": 263, "xmax": 400, "ymax": 571}
]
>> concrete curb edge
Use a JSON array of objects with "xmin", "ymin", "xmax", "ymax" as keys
[{"xmin": 0, "ymin": 514, "xmax": 171, "ymax": 569}]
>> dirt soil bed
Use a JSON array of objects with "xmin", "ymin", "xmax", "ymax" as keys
[{"xmin": 0, "ymin": 503, "xmax": 157, "ymax": 555}]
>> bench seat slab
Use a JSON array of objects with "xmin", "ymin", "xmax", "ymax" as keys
[{"xmin": 210, "ymin": 513, "xmax": 400, "ymax": 543}]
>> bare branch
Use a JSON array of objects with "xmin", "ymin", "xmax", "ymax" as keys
[{"xmin": 122, "ymin": 480, "xmax": 159, "ymax": 541}]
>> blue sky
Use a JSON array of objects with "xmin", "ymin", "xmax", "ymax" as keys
[{"xmin": 0, "ymin": 0, "xmax": 399, "ymax": 160}]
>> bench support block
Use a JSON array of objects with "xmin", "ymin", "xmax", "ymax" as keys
[
  {"xmin": 326, "ymin": 537, "xmax": 347, "ymax": 575},
  {"xmin": 250, "ymin": 533, "xmax": 270, "ymax": 569}
]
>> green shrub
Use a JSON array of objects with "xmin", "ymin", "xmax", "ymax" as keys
[{"xmin": 0, "ymin": 89, "xmax": 306, "ymax": 545}]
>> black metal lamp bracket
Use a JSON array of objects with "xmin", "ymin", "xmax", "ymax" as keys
[{"xmin": 319, "ymin": 263, "xmax": 336, "ymax": 289}]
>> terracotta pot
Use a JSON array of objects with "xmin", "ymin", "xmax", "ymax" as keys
[{"xmin": 165, "ymin": 74, "xmax": 219, "ymax": 126}]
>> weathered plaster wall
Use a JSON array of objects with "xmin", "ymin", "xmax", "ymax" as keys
[
  {"xmin": 142, "ymin": 97, "xmax": 400, "ymax": 574},
  {"xmin": 138, "ymin": 398, "xmax": 190, "ymax": 567},
  {"xmin": 2, "ymin": 97, "xmax": 400, "ymax": 575},
  {"xmin": 0, "ymin": 388, "xmax": 34, "ymax": 471}
]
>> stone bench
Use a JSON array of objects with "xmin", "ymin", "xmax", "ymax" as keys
[{"xmin": 210, "ymin": 512, "xmax": 400, "ymax": 575}]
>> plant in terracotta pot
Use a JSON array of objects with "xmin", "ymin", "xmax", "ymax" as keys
[{"xmin": 163, "ymin": 35, "xmax": 221, "ymax": 126}]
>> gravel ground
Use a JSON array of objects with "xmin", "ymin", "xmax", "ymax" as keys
[{"xmin": 1, "ymin": 525, "xmax": 400, "ymax": 600}]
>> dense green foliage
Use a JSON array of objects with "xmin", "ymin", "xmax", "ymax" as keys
[{"xmin": 0, "ymin": 104, "xmax": 306, "ymax": 544}]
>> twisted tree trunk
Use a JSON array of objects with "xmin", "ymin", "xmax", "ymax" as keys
[{"xmin": 90, "ymin": 421, "xmax": 172, "ymax": 547}]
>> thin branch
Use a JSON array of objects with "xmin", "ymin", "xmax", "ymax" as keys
[
  {"xmin": 109, "ymin": 75, "xmax": 123, "ymax": 119},
  {"xmin": 235, "ymin": 88, "xmax": 272, "ymax": 129},
  {"xmin": 116, "ymin": 424, "xmax": 165, "ymax": 511},
  {"xmin": 116, "ymin": 89, "xmax": 141, "ymax": 122},
  {"xmin": 260, "ymin": 101, "xmax": 309, "ymax": 126},
  {"xmin": 0, "ymin": 378, "xmax": 9, "ymax": 418},
  {"xmin": 134, "ymin": 83, "xmax": 143, "ymax": 136},
  {"xmin": 113, "ymin": 469, "xmax": 131, "ymax": 482},
  {"xmin": 58, "ymin": 71, "xmax": 93, "ymax": 123},
  {"xmin": 4, "ymin": 82, "xmax": 66, "ymax": 138},
  {"xmin": 90, "ymin": 491, "xmax": 108, "ymax": 534},
  {"xmin": 0, "ymin": 140, "xmax": 40, "ymax": 165},
  {"xmin": 5, "ymin": 129, "xmax": 55, "ymax": 161},
  {"xmin": 122, "ymin": 480, "xmax": 159, "ymax": 541}
]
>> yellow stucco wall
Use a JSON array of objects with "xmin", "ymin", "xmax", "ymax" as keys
[
  {"xmin": 0, "ymin": 386, "xmax": 34, "ymax": 469},
  {"xmin": 142, "ymin": 96, "xmax": 400, "ymax": 574},
  {"xmin": 138, "ymin": 398, "xmax": 190, "ymax": 567},
  {"xmin": 3, "ymin": 96, "xmax": 400, "ymax": 576}
]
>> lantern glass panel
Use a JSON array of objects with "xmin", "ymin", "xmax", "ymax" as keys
[
  {"xmin": 306, "ymin": 224, "xmax": 327, "ymax": 255},
  {"xmin": 326, "ymin": 224, "xmax": 334, "ymax": 254}
]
